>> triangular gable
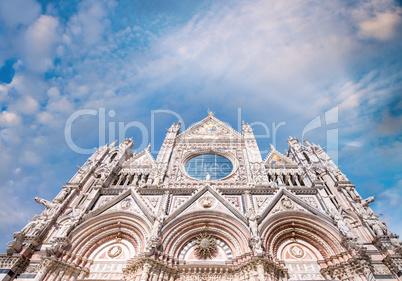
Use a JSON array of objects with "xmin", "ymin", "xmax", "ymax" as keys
[
  {"xmin": 83, "ymin": 188, "xmax": 154, "ymax": 223},
  {"xmin": 264, "ymin": 146, "xmax": 298, "ymax": 166},
  {"xmin": 252, "ymin": 195, "xmax": 273, "ymax": 214},
  {"xmin": 122, "ymin": 145, "xmax": 156, "ymax": 168},
  {"xmin": 223, "ymin": 195, "xmax": 244, "ymax": 214},
  {"xmin": 177, "ymin": 113, "xmax": 242, "ymax": 140},
  {"xmin": 164, "ymin": 185, "xmax": 247, "ymax": 225},
  {"xmin": 258, "ymin": 188, "xmax": 331, "ymax": 224},
  {"xmin": 142, "ymin": 195, "xmax": 163, "ymax": 215},
  {"xmin": 168, "ymin": 195, "xmax": 192, "ymax": 213}
]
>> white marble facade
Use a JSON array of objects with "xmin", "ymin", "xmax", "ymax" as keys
[{"xmin": 1, "ymin": 113, "xmax": 401, "ymax": 281}]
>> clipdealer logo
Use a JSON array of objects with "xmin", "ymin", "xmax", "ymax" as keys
[{"xmin": 64, "ymin": 107, "xmax": 338, "ymax": 164}]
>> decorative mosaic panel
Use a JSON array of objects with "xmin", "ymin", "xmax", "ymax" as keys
[
  {"xmin": 252, "ymin": 195, "xmax": 272, "ymax": 213},
  {"xmin": 142, "ymin": 195, "xmax": 163, "ymax": 214},
  {"xmin": 224, "ymin": 195, "xmax": 243, "ymax": 213},
  {"xmin": 186, "ymin": 122, "xmax": 233, "ymax": 139},
  {"xmin": 92, "ymin": 195, "xmax": 115, "ymax": 210},
  {"xmin": 169, "ymin": 195, "xmax": 191, "ymax": 213}
]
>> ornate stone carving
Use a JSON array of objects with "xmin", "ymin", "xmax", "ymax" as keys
[
  {"xmin": 199, "ymin": 196, "xmax": 215, "ymax": 208},
  {"xmin": 195, "ymin": 233, "xmax": 217, "ymax": 259},
  {"xmin": 301, "ymin": 197, "xmax": 319, "ymax": 209},
  {"xmin": 145, "ymin": 213, "xmax": 167, "ymax": 251},
  {"xmin": 35, "ymin": 197, "xmax": 58, "ymax": 218},
  {"xmin": 173, "ymin": 197, "xmax": 187, "ymax": 209},
  {"xmin": 107, "ymin": 245, "xmax": 122, "ymax": 258},
  {"xmin": 290, "ymin": 245, "xmax": 304, "ymax": 258},
  {"xmin": 53, "ymin": 187, "xmax": 71, "ymax": 203},
  {"xmin": 247, "ymin": 212, "xmax": 260, "ymax": 238},
  {"xmin": 249, "ymin": 236, "xmax": 263, "ymax": 254},
  {"xmin": 331, "ymin": 209, "xmax": 354, "ymax": 239},
  {"xmin": 366, "ymin": 215, "xmax": 392, "ymax": 237},
  {"xmin": 6, "ymin": 232, "xmax": 24, "ymax": 255},
  {"xmin": 120, "ymin": 198, "xmax": 132, "ymax": 209},
  {"xmin": 21, "ymin": 215, "xmax": 45, "ymax": 236},
  {"xmin": 281, "ymin": 197, "xmax": 293, "ymax": 209},
  {"xmin": 227, "ymin": 197, "xmax": 240, "ymax": 209}
]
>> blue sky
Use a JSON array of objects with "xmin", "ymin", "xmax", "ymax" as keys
[{"xmin": 0, "ymin": 0, "xmax": 401, "ymax": 251}]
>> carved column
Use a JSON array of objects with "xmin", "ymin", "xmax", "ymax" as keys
[
  {"xmin": 140, "ymin": 263, "xmax": 152, "ymax": 281},
  {"xmin": 256, "ymin": 263, "xmax": 265, "ymax": 281},
  {"xmin": 244, "ymin": 191, "xmax": 254, "ymax": 213},
  {"xmin": 34, "ymin": 258, "xmax": 54, "ymax": 281}
]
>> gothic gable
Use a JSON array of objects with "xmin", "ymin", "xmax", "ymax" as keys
[
  {"xmin": 264, "ymin": 146, "xmax": 298, "ymax": 166},
  {"xmin": 258, "ymin": 188, "xmax": 331, "ymax": 223},
  {"xmin": 122, "ymin": 145, "xmax": 156, "ymax": 168},
  {"xmin": 252, "ymin": 195, "xmax": 273, "ymax": 214},
  {"xmin": 164, "ymin": 185, "xmax": 247, "ymax": 225},
  {"xmin": 177, "ymin": 113, "xmax": 242, "ymax": 140},
  {"xmin": 223, "ymin": 195, "xmax": 244, "ymax": 214},
  {"xmin": 141, "ymin": 195, "xmax": 164, "ymax": 215},
  {"xmin": 168, "ymin": 195, "xmax": 192, "ymax": 213},
  {"xmin": 84, "ymin": 189, "xmax": 154, "ymax": 223}
]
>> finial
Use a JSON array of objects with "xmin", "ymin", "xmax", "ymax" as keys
[
  {"xmin": 270, "ymin": 144, "xmax": 275, "ymax": 150},
  {"xmin": 207, "ymin": 110, "xmax": 214, "ymax": 116}
]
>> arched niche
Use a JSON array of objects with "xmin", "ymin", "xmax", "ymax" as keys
[
  {"xmin": 277, "ymin": 238, "xmax": 325, "ymax": 280},
  {"xmin": 69, "ymin": 212, "xmax": 150, "ymax": 257},
  {"xmin": 260, "ymin": 212, "xmax": 345, "ymax": 259},
  {"xmin": 86, "ymin": 238, "xmax": 135, "ymax": 280}
]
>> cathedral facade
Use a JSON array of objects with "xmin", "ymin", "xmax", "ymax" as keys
[{"xmin": 1, "ymin": 113, "xmax": 401, "ymax": 281}]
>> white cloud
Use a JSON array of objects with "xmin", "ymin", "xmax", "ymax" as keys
[
  {"xmin": 0, "ymin": 84, "xmax": 10, "ymax": 102},
  {"xmin": 376, "ymin": 113, "xmax": 402, "ymax": 136},
  {"xmin": 9, "ymin": 73, "xmax": 48, "ymax": 99},
  {"xmin": 0, "ymin": 111, "xmax": 21, "ymax": 127},
  {"xmin": 373, "ymin": 179, "xmax": 402, "ymax": 235},
  {"xmin": 45, "ymin": 87, "xmax": 74, "ymax": 114},
  {"xmin": 22, "ymin": 150, "xmax": 41, "ymax": 165},
  {"xmin": 0, "ymin": 175, "xmax": 48, "ymax": 252},
  {"xmin": 121, "ymin": 0, "xmax": 394, "ymax": 117},
  {"xmin": 12, "ymin": 96, "xmax": 40, "ymax": 115},
  {"xmin": 66, "ymin": 0, "xmax": 116, "ymax": 47},
  {"xmin": 47, "ymin": 96, "xmax": 73, "ymax": 114},
  {"xmin": 0, "ymin": 0, "xmax": 41, "ymax": 28},
  {"xmin": 378, "ymin": 180, "xmax": 402, "ymax": 207},
  {"xmin": 358, "ymin": 10, "xmax": 402, "ymax": 41},
  {"xmin": 37, "ymin": 111, "xmax": 54, "ymax": 124},
  {"xmin": 47, "ymin": 87, "xmax": 60, "ymax": 99},
  {"xmin": 0, "ymin": 128, "xmax": 22, "ymax": 146},
  {"xmin": 24, "ymin": 15, "xmax": 60, "ymax": 73}
]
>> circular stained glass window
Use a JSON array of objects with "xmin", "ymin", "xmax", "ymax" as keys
[{"xmin": 185, "ymin": 154, "xmax": 233, "ymax": 180}]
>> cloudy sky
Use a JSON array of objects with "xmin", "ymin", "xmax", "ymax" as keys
[{"xmin": 0, "ymin": 0, "xmax": 401, "ymax": 251}]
